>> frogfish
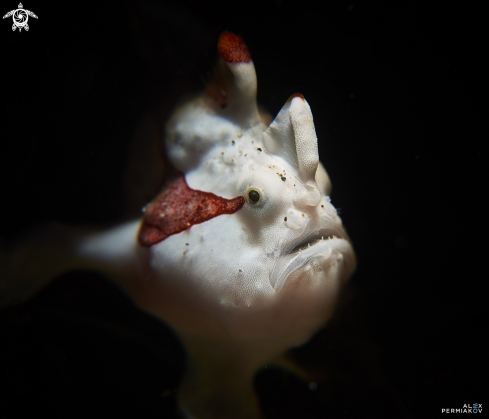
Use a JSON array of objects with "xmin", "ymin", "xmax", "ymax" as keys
[{"xmin": 0, "ymin": 32, "xmax": 356, "ymax": 419}]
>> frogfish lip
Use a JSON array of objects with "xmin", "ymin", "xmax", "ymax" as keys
[
  {"xmin": 288, "ymin": 224, "xmax": 348, "ymax": 254},
  {"xmin": 268, "ymin": 223, "xmax": 354, "ymax": 291}
]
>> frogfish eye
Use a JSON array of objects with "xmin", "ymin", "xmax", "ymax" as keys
[{"xmin": 248, "ymin": 190, "xmax": 260, "ymax": 203}]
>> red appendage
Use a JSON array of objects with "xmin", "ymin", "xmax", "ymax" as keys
[
  {"xmin": 138, "ymin": 176, "xmax": 245, "ymax": 247},
  {"xmin": 217, "ymin": 31, "xmax": 251, "ymax": 63}
]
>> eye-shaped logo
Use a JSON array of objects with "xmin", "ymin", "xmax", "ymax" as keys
[{"xmin": 3, "ymin": 3, "xmax": 37, "ymax": 32}]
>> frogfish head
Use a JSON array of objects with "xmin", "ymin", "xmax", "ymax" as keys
[{"xmin": 138, "ymin": 32, "xmax": 356, "ymax": 349}]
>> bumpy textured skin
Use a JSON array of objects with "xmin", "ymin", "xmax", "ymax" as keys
[
  {"xmin": 128, "ymin": 32, "xmax": 356, "ymax": 419},
  {"xmin": 153, "ymin": 94, "xmax": 355, "ymax": 341},
  {"xmin": 147, "ymin": 34, "xmax": 356, "ymax": 343},
  {"xmin": 217, "ymin": 31, "xmax": 251, "ymax": 63},
  {"xmin": 138, "ymin": 175, "xmax": 245, "ymax": 246},
  {"xmin": 0, "ymin": 32, "xmax": 356, "ymax": 419}
]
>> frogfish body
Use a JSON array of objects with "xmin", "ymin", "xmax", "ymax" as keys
[{"xmin": 0, "ymin": 32, "xmax": 356, "ymax": 419}]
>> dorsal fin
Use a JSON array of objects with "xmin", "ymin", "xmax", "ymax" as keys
[
  {"xmin": 263, "ymin": 94, "xmax": 302, "ymax": 168},
  {"xmin": 263, "ymin": 94, "xmax": 319, "ymax": 183},
  {"xmin": 207, "ymin": 32, "xmax": 259, "ymax": 128}
]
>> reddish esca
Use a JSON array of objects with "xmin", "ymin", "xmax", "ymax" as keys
[
  {"xmin": 138, "ymin": 176, "xmax": 245, "ymax": 247},
  {"xmin": 217, "ymin": 31, "xmax": 251, "ymax": 63}
]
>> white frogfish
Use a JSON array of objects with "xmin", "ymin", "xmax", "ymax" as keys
[{"xmin": 1, "ymin": 32, "xmax": 356, "ymax": 419}]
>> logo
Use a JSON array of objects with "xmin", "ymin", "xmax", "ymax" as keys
[
  {"xmin": 442, "ymin": 404, "xmax": 483, "ymax": 414},
  {"xmin": 3, "ymin": 3, "xmax": 37, "ymax": 32}
]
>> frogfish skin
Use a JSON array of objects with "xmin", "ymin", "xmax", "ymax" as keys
[{"xmin": 0, "ymin": 31, "xmax": 356, "ymax": 419}]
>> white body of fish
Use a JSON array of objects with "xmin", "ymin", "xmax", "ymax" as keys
[{"xmin": 0, "ymin": 32, "xmax": 356, "ymax": 419}]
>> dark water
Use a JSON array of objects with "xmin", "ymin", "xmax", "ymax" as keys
[{"xmin": 1, "ymin": 1, "xmax": 485, "ymax": 418}]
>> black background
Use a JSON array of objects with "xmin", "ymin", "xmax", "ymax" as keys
[{"xmin": 1, "ymin": 1, "xmax": 486, "ymax": 418}]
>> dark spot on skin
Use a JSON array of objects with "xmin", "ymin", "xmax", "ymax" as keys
[
  {"xmin": 302, "ymin": 213, "xmax": 305, "ymax": 217},
  {"xmin": 321, "ymin": 205, "xmax": 324, "ymax": 208},
  {"xmin": 186, "ymin": 243, "xmax": 189, "ymax": 246},
  {"xmin": 232, "ymin": 140, "xmax": 235, "ymax": 145},
  {"xmin": 257, "ymin": 147, "xmax": 262, "ymax": 152},
  {"xmin": 284, "ymin": 217, "xmax": 287, "ymax": 221},
  {"xmin": 239, "ymin": 269, "xmax": 242, "ymax": 272},
  {"xmin": 183, "ymin": 251, "xmax": 186, "ymax": 255},
  {"xmin": 248, "ymin": 190, "xmax": 260, "ymax": 203},
  {"xmin": 281, "ymin": 177, "xmax": 286, "ymax": 182}
]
